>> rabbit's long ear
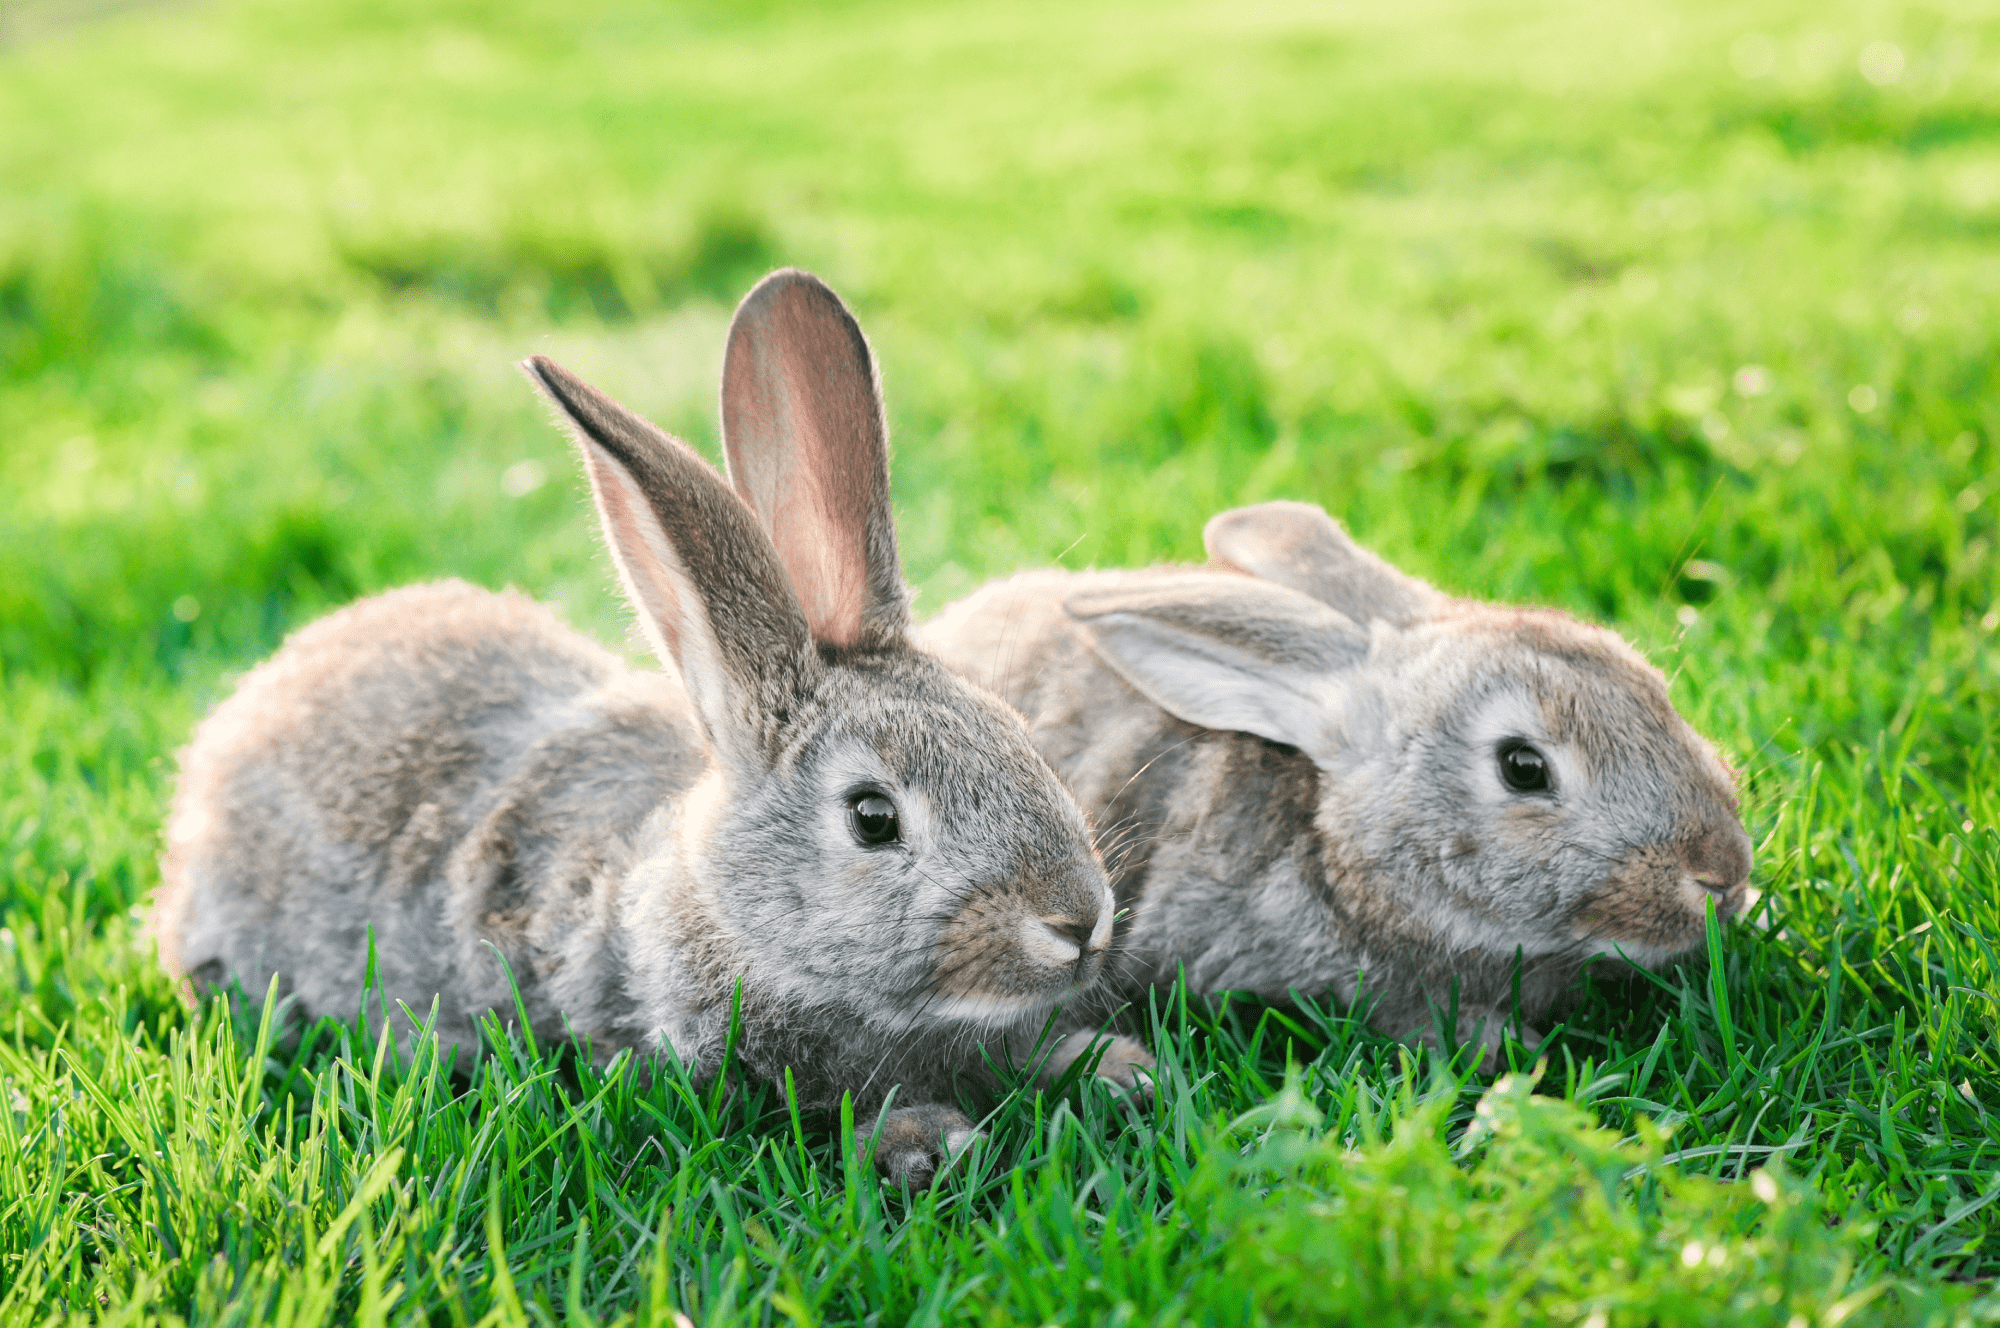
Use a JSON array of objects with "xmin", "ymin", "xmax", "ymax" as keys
[
  {"xmin": 720, "ymin": 269, "xmax": 909, "ymax": 649},
  {"xmin": 1064, "ymin": 574, "xmax": 1370, "ymax": 769},
  {"xmin": 1204, "ymin": 501, "xmax": 1445, "ymax": 627},
  {"xmin": 526, "ymin": 356, "xmax": 815, "ymax": 770}
]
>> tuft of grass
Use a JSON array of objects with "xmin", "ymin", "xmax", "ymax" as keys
[
  {"xmin": 4, "ymin": 0, "xmax": 2000, "ymax": 1320},
  {"xmin": 1184, "ymin": 1073, "xmax": 1947, "ymax": 1327}
]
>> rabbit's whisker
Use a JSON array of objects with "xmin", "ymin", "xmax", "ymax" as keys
[
  {"xmin": 1100, "ymin": 735, "xmax": 1203, "ymax": 818},
  {"xmin": 1551, "ymin": 838, "xmax": 1622, "ymax": 865},
  {"xmin": 905, "ymin": 860, "xmax": 982, "ymax": 909}
]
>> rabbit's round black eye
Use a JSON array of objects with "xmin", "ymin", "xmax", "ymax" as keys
[
  {"xmin": 847, "ymin": 793, "xmax": 901, "ymax": 846},
  {"xmin": 1497, "ymin": 742, "xmax": 1551, "ymax": 794}
]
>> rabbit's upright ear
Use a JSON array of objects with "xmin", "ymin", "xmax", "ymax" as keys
[
  {"xmin": 1064, "ymin": 574, "xmax": 1371, "ymax": 769},
  {"xmin": 720, "ymin": 269, "xmax": 909, "ymax": 649},
  {"xmin": 1204, "ymin": 501, "xmax": 1445, "ymax": 628},
  {"xmin": 526, "ymin": 357, "xmax": 815, "ymax": 770}
]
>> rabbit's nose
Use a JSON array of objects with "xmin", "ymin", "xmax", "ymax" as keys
[
  {"xmin": 1685, "ymin": 822, "xmax": 1752, "ymax": 893},
  {"xmin": 1024, "ymin": 908, "xmax": 1106, "ymax": 975},
  {"xmin": 1050, "ymin": 912, "xmax": 1099, "ymax": 952}
]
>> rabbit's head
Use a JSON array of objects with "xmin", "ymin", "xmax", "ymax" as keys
[
  {"xmin": 526, "ymin": 271, "xmax": 1112, "ymax": 1036},
  {"xmin": 1064, "ymin": 501, "xmax": 1751, "ymax": 971}
]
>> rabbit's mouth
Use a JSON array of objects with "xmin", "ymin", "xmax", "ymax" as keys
[
  {"xmin": 919, "ymin": 912, "xmax": 1111, "ymax": 1025},
  {"xmin": 1562, "ymin": 824, "xmax": 1753, "ymax": 962},
  {"xmin": 1570, "ymin": 873, "xmax": 1751, "ymax": 965},
  {"xmin": 1021, "ymin": 915, "xmax": 1111, "ymax": 976}
]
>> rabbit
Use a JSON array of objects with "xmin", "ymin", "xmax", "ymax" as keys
[
  {"xmin": 919, "ymin": 499, "xmax": 1753, "ymax": 1062},
  {"xmin": 155, "ymin": 269, "xmax": 1151, "ymax": 1189}
]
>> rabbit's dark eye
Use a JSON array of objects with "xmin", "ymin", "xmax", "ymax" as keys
[
  {"xmin": 1497, "ymin": 741, "xmax": 1551, "ymax": 794},
  {"xmin": 847, "ymin": 792, "xmax": 901, "ymax": 846}
]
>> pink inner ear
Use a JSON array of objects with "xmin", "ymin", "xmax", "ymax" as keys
[{"xmin": 771, "ymin": 353, "xmax": 869, "ymax": 647}]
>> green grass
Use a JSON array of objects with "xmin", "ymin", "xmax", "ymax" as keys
[{"xmin": 4, "ymin": 0, "xmax": 2000, "ymax": 1321}]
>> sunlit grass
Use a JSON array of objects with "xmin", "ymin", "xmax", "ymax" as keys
[{"xmin": 3, "ymin": 0, "xmax": 1999, "ymax": 1320}]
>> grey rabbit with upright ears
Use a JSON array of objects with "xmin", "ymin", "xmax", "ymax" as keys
[
  {"xmin": 155, "ymin": 269, "xmax": 1151, "ymax": 1189},
  {"xmin": 920, "ymin": 500, "xmax": 1753, "ymax": 1062}
]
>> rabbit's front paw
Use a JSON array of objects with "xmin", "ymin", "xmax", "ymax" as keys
[
  {"xmin": 1471, "ymin": 1017, "xmax": 1542, "ymax": 1073},
  {"xmin": 1415, "ymin": 1011, "xmax": 1541, "ymax": 1073},
  {"xmin": 1045, "ymin": 1031, "xmax": 1156, "ymax": 1096},
  {"xmin": 1090, "ymin": 1035, "xmax": 1156, "ymax": 1095},
  {"xmin": 864, "ymin": 1103, "xmax": 980, "ymax": 1189}
]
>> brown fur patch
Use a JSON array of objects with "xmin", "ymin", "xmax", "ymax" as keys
[
  {"xmin": 1571, "ymin": 842, "xmax": 1706, "ymax": 953},
  {"xmin": 865, "ymin": 1102, "xmax": 978, "ymax": 1190}
]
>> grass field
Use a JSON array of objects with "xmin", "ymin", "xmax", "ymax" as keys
[{"xmin": 5, "ymin": 0, "xmax": 2000, "ymax": 1321}]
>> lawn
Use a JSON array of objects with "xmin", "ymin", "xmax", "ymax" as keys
[{"xmin": 4, "ymin": 0, "xmax": 2000, "ymax": 1321}]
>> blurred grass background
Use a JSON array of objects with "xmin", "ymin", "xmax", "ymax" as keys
[
  {"xmin": 4, "ymin": 0, "xmax": 2000, "ymax": 1321},
  {"xmin": 8, "ymin": 0, "xmax": 1997, "ymax": 701}
]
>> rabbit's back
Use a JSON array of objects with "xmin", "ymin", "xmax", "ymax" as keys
[{"xmin": 157, "ymin": 580, "xmax": 704, "ymax": 1049}]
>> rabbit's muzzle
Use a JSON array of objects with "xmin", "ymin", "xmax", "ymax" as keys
[
  {"xmin": 927, "ymin": 876, "xmax": 1114, "ymax": 1019},
  {"xmin": 1024, "ymin": 910, "xmax": 1109, "ymax": 984},
  {"xmin": 1683, "ymin": 822, "xmax": 1753, "ymax": 906},
  {"xmin": 1570, "ymin": 819, "xmax": 1754, "ymax": 961}
]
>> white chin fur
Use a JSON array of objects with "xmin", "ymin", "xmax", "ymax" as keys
[{"xmin": 925, "ymin": 992, "xmax": 1046, "ymax": 1026}]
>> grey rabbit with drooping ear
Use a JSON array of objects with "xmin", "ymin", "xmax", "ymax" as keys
[
  {"xmin": 155, "ymin": 269, "xmax": 1151, "ymax": 1189},
  {"xmin": 920, "ymin": 499, "xmax": 1752, "ymax": 1061}
]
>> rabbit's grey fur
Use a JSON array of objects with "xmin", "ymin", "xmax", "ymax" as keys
[
  {"xmin": 157, "ymin": 271, "xmax": 1146, "ymax": 1189},
  {"xmin": 921, "ymin": 501, "xmax": 1752, "ymax": 1058}
]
